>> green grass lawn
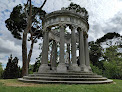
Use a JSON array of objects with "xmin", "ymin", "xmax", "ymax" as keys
[{"xmin": 0, "ymin": 79, "xmax": 122, "ymax": 92}]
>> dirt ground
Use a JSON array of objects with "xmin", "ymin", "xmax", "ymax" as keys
[{"xmin": 0, "ymin": 79, "xmax": 57, "ymax": 87}]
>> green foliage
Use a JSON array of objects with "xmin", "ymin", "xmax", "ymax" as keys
[
  {"xmin": 103, "ymin": 46, "xmax": 122, "ymax": 61},
  {"xmin": 5, "ymin": 4, "xmax": 46, "ymax": 40},
  {"xmin": 3, "ymin": 55, "xmax": 21, "ymax": 79},
  {"xmin": 89, "ymin": 32, "xmax": 122, "ymax": 79},
  {"xmin": 0, "ymin": 63, "xmax": 3, "ymax": 78},
  {"xmin": 90, "ymin": 64, "xmax": 102, "ymax": 75},
  {"xmin": 33, "ymin": 60, "xmax": 41, "ymax": 72},
  {"xmin": 89, "ymin": 41, "xmax": 103, "ymax": 68},
  {"xmin": 5, "ymin": 4, "xmax": 26, "ymax": 39},
  {"xmin": 96, "ymin": 32, "xmax": 121, "ymax": 44},
  {"xmin": 28, "ymin": 61, "xmax": 41, "ymax": 74},
  {"xmin": 66, "ymin": 2, "xmax": 89, "ymax": 21},
  {"xmin": 102, "ymin": 46, "xmax": 122, "ymax": 79},
  {"xmin": 103, "ymin": 61, "xmax": 122, "ymax": 79},
  {"xmin": 33, "ymin": 53, "xmax": 41, "ymax": 72},
  {"xmin": 28, "ymin": 64, "xmax": 34, "ymax": 74}
]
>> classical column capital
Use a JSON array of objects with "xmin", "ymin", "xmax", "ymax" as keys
[
  {"xmin": 43, "ymin": 27, "xmax": 51, "ymax": 32},
  {"xmin": 77, "ymin": 26, "xmax": 85, "ymax": 32},
  {"xmin": 59, "ymin": 23, "xmax": 67, "ymax": 28},
  {"xmin": 69, "ymin": 25, "xmax": 78, "ymax": 30},
  {"xmin": 84, "ymin": 33, "xmax": 88, "ymax": 38}
]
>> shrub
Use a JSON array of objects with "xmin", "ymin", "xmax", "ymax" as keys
[
  {"xmin": 3, "ymin": 55, "xmax": 21, "ymax": 79},
  {"xmin": 90, "ymin": 64, "xmax": 102, "ymax": 75},
  {"xmin": 0, "ymin": 62, "xmax": 3, "ymax": 78},
  {"xmin": 103, "ymin": 61, "xmax": 122, "ymax": 79}
]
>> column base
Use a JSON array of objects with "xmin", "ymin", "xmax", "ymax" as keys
[
  {"xmin": 38, "ymin": 64, "xmax": 50, "ymax": 73},
  {"xmin": 57, "ymin": 63, "xmax": 67, "ymax": 73},
  {"xmin": 70, "ymin": 64, "xmax": 81, "ymax": 71},
  {"xmin": 87, "ymin": 66, "xmax": 92, "ymax": 72},
  {"xmin": 80, "ymin": 65, "xmax": 89, "ymax": 72},
  {"xmin": 51, "ymin": 67, "xmax": 57, "ymax": 71}
]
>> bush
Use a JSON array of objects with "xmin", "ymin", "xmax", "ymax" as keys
[
  {"xmin": 33, "ymin": 60, "xmax": 41, "ymax": 72},
  {"xmin": 3, "ymin": 55, "xmax": 21, "ymax": 79},
  {"xmin": 0, "ymin": 63, "xmax": 3, "ymax": 78},
  {"xmin": 90, "ymin": 64, "xmax": 102, "ymax": 75},
  {"xmin": 103, "ymin": 61, "xmax": 122, "ymax": 79}
]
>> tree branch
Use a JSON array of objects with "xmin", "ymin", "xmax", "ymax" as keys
[
  {"xmin": 33, "ymin": 29, "xmax": 43, "ymax": 41},
  {"xmin": 27, "ymin": 34, "xmax": 34, "ymax": 66},
  {"xmin": 24, "ymin": 0, "xmax": 29, "ymax": 19},
  {"xmin": 40, "ymin": 0, "xmax": 47, "ymax": 10},
  {"xmin": 32, "ymin": 0, "xmax": 47, "ymax": 18},
  {"xmin": 29, "ymin": 0, "xmax": 32, "ymax": 17}
]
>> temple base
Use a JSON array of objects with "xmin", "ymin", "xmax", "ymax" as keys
[
  {"xmin": 57, "ymin": 63, "xmax": 67, "ymax": 73},
  {"xmin": 19, "ymin": 72, "xmax": 113, "ymax": 84},
  {"xmin": 38, "ymin": 64, "xmax": 50, "ymax": 73},
  {"xmin": 70, "ymin": 64, "xmax": 81, "ymax": 71},
  {"xmin": 81, "ymin": 65, "xmax": 89, "ymax": 72}
]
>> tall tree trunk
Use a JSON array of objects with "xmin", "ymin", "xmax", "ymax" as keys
[
  {"xmin": 22, "ymin": 16, "xmax": 32, "ymax": 76},
  {"xmin": 22, "ymin": 32, "xmax": 28, "ymax": 76},
  {"xmin": 22, "ymin": 0, "xmax": 47, "ymax": 76}
]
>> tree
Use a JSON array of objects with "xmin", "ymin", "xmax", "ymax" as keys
[
  {"xmin": 103, "ymin": 46, "xmax": 122, "ymax": 79},
  {"xmin": 96, "ymin": 32, "xmax": 122, "ymax": 46},
  {"xmin": 89, "ymin": 32, "xmax": 122, "ymax": 69},
  {"xmin": 3, "ymin": 55, "xmax": 21, "ymax": 79},
  {"xmin": 88, "ymin": 32, "xmax": 122, "ymax": 79},
  {"xmin": 89, "ymin": 41, "xmax": 103, "ymax": 68},
  {"xmin": 33, "ymin": 57, "xmax": 41, "ymax": 72},
  {"xmin": 0, "ymin": 62, "xmax": 3, "ymax": 78},
  {"xmin": 5, "ymin": 0, "xmax": 47, "ymax": 76},
  {"xmin": 66, "ymin": 2, "xmax": 89, "ymax": 21}
]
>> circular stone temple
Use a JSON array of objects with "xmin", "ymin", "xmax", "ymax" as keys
[{"xmin": 19, "ymin": 8, "xmax": 113, "ymax": 84}]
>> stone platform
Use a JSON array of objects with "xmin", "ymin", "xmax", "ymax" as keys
[{"xmin": 18, "ymin": 72, "xmax": 113, "ymax": 84}]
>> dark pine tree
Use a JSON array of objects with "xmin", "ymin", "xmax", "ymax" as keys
[{"xmin": 3, "ymin": 55, "xmax": 21, "ymax": 79}]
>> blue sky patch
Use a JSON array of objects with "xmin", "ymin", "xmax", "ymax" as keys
[
  {"xmin": 0, "ymin": 33, "xmax": 2, "ymax": 36},
  {"xmin": 5, "ymin": 9, "xmax": 10, "ymax": 12}
]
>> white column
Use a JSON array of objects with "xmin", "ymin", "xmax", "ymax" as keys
[
  {"xmin": 84, "ymin": 35, "xmax": 91, "ymax": 72},
  {"xmin": 70, "ymin": 26, "xmax": 80, "ymax": 71},
  {"xmin": 79, "ymin": 28, "xmax": 88, "ymax": 72},
  {"xmin": 57, "ymin": 24, "xmax": 67, "ymax": 72},
  {"xmin": 38, "ymin": 28, "xmax": 50, "ymax": 73}
]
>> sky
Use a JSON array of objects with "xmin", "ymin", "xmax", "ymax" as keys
[{"xmin": 0, "ymin": 0, "xmax": 122, "ymax": 68}]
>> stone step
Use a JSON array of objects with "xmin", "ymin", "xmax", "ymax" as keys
[
  {"xmin": 18, "ymin": 78, "xmax": 113, "ymax": 84},
  {"xmin": 23, "ymin": 76, "xmax": 107, "ymax": 81},
  {"xmin": 29, "ymin": 74, "xmax": 102, "ymax": 78},
  {"xmin": 32, "ymin": 72, "xmax": 96, "ymax": 76}
]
